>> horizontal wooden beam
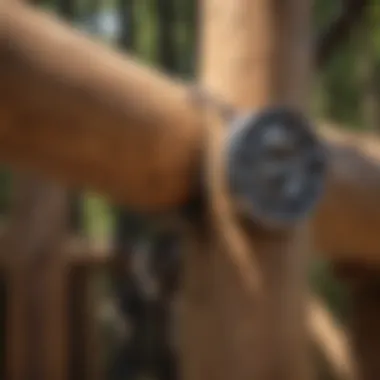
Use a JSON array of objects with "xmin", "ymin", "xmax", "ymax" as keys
[
  {"xmin": 314, "ymin": 124, "xmax": 380, "ymax": 264},
  {"xmin": 1, "ymin": 2, "xmax": 380, "ymax": 264}
]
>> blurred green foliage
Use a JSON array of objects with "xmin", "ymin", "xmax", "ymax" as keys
[{"xmin": 314, "ymin": 0, "xmax": 380, "ymax": 129}]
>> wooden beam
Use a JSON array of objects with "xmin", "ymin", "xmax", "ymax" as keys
[
  {"xmin": 180, "ymin": 1, "xmax": 313, "ymax": 380},
  {"xmin": 68, "ymin": 266, "xmax": 104, "ymax": 380},
  {"xmin": 3, "ymin": 176, "xmax": 69, "ymax": 380},
  {"xmin": 314, "ymin": 124, "xmax": 380, "ymax": 264},
  {"xmin": 2, "ymin": 1, "xmax": 380, "ymax": 266}
]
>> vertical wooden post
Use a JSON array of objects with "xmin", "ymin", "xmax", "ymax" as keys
[
  {"xmin": 69, "ymin": 265, "xmax": 103, "ymax": 380},
  {"xmin": 4, "ymin": 1, "xmax": 70, "ymax": 377},
  {"xmin": 4, "ymin": 176, "xmax": 69, "ymax": 380},
  {"xmin": 6, "ymin": 260, "xmax": 28, "ymax": 380},
  {"xmin": 181, "ymin": 1, "xmax": 314, "ymax": 380}
]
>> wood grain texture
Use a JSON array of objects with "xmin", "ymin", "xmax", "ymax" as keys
[
  {"xmin": 3, "ymin": 176, "xmax": 69, "ymax": 380},
  {"xmin": 180, "ymin": 1, "xmax": 313, "ymax": 380}
]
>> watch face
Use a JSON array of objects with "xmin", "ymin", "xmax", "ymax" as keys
[{"xmin": 227, "ymin": 107, "xmax": 327, "ymax": 229}]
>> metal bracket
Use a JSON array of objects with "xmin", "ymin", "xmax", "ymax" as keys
[{"xmin": 226, "ymin": 107, "xmax": 327, "ymax": 230}]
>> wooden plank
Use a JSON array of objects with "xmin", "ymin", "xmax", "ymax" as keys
[
  {"xmin": 5, "ymin": 263, "xmax": 28, "ymax": 380},
  {"xmin": 179, "ymin": 1, "xmax": 314, "ymax": 380},
  {"xmin": 3, "ymin": 176, "xmax": 69, "ymax": 380},
  {"xmin": 313, "ymin": 124, "xmax": 380, "ymax": 264},
  {"xmin": 40, "ymin": 255, "xmax": 69, "ymax": 380},
  {"xmin": 68, "ymin": 266, "xmax": 103, "ymax": 380},
  {"xmin": 83, "ymin": 268, "xmax": 103, "ymax": 380},
  {"xmin": 68, "ymin": 268, "xmax": 86, "ymax": 380}
]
